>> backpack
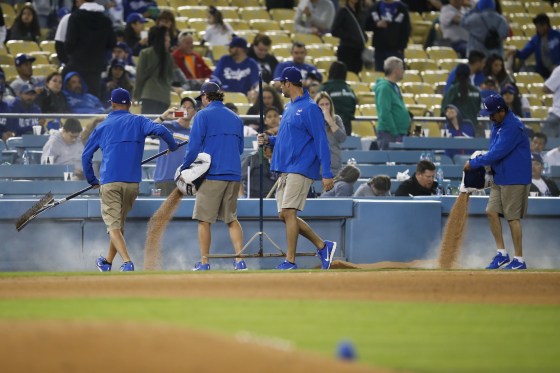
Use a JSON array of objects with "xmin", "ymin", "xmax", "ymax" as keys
[{"xmin": 484, "ymin": 28, "xmax": 501, "ymax": 49}]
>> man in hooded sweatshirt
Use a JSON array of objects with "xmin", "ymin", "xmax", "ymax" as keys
[
  {"xmin": 63, "ymin": 71, "xmax": 104, "ymax": 114},
  {"xmin": 461, "ymin": 0, "xmax": 508, "ymax": 58}
]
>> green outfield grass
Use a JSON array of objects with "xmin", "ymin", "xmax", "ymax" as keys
[{"xmin": 1, "ymin": 295, "xmax": 559, "ymax": 373}]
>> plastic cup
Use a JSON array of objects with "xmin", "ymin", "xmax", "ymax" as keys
[
  {"xmin": 64, "ymin": 172, "xmax": 73, "ymax": 181},
  {"xmin": 44, "ymin": 155, "xmax": 55, "ymax": 165},
  {"xmin": 252, "ymin": 140, "xmax": 258, "ymax": 150},
  {"xmin": 32, "ymin": 125, "xmax": 42, "ymax": 135},
  {"xmin": 440, "ymin": 129, "xmax": 447, "ymax": 138},
  {"xmin": 151, "ymin": 188, "xmax": 161, "ymax": 197},
  {"xmin": 484, "ymin": 129, "xmax": 491, "ymax": 138},
  {"xmin": 422, "ymin": 128, "xmax": 430, "ymax": 137},
  {"xmin": 530, "ymin": 191, "xmax": 538, "ymax": 197}
]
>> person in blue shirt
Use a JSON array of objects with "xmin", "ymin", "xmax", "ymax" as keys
[
  {"xmin": 257, "ymin": 67, "xmax": 336, "ymax": 270},
  {"xmin": 7, "ymin": 83, "xmax": 43, "ymax": 136},
  {"xmin": 153, "ymin": 96, "xmax": 197, "ymax": 196},
  {"xmin": 273, "ymin": 42, "xmax": 323, "ymax": 83},
  {"xmin": 464, "ymin": 94, "xmax": 531, "ymax": 270},
  {"xmin": 63, "ymin": 71, "xmax": 105, "ymax": 114},
  {"xmin": 444, "ymin": 50, "xmax": 486, "ymax": 94},
  {"xmin": 82, "ymin": 88, "xmax": 178, "ymax": 273},
  {"xmin": 178, "ymin": 82, "xmax": 246, "ymax": 271},
  {"xmin": 210, "ymin": 37, "xmax": 259, "ymax": 95},
  {"xmin": 442, "ymin": 104, "xmax": 476, "ymax": 159}
]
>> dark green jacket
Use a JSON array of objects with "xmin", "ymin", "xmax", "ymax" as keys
[
  {"xmin": 133, "ymin": 47, "xmax": 173, "ymax": 105},
  {"xmin": 374, "ymin": 78, "xmax": 410, "ymax": 136}
]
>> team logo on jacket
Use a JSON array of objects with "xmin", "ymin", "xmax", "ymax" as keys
[
  {"xmin": 296, "ymin": 109, "xmax": 303, "ymax": 116},
  {"xmin": 223, "ymin": 67, "xmax": 251, "ymax": 81}
]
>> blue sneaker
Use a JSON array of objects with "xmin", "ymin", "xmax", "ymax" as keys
[
  {"xmin": 96, "ymin": 256, "xmax": 112, "ymax": 272},
  {"xmin": 317, "ymin": 240, "xmax": 337, "ymax": 270},
  {"xmin": 119, "ymin": 261, "xmax": 134, "ymax": 272},
  {"xmin": 193, "ymin": 262, "xmax": 210, "ymax": 271},
  {"xmin": 486, "ymin": 252, "xmax": 510, "ymax": 269},
  {"xmin": 233, "ymin": 260, "xmax": 247, "ymax": 270},
  {"xmin": 276, "ymin": 260, "xmax": 298, "ymax": 270},
  {"xmin": 502, "ymin": 258, "xmax": 527, "ymax": 270}
]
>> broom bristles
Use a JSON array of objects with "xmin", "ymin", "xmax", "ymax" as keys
[
  {"xmin": 15, "ymin": 192, "xmax": 54, "ymax": 231},
  {"xmin": 438, "ymin": 193, "xmax": 470, "ymax": 269}
]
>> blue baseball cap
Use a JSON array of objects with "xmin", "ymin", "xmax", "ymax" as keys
[
  {"xmin": 15, "ymin": 53, "xmax": 36, "ymax": 67},
  {"xmin": 480, "ymin": 94, "xmax": 506, "ymax": 116},
  {"xmin": 17, "ymin": 83, "xmax": 36, "ymax": 95},
  {"xmin": 110, "ymin": 88, "xmax": 131, "ymax": 104},
  {"xmin": 229, "ymin": 36, "xmax": 248, "ymax": 49},
  {"xmin": 126, "ymin": 12, "xmax": 147, "ymax": 24},
  {"xmin": 195, "ymin": 81, "xmax": 221, "ymax": 100},
  {"xmin": 110, "ymin": 59, "xmax": 126, "ymax": 69},
  {"xmin": 272, "ymin": 66, "xmax": 302, "ymax": 84}
]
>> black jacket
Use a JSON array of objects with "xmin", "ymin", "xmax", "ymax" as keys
[
  {"xmin": 395, "ymin": 175, "xmax": 438, "ymax": 196},
  {"xmin": 365, "ymin": 1, "xmax": 411, "ymax": 51},
  {"xmin": 247, "ymin": 48, "xmax": 278, "ymax": 84},
  {"xmin": 331, "ymin": 6, "xmax": 368, "ymax": 50},
  {"xmin": 35, "ymin": 89, "xmax": 70, "ymax": 114},
  {"xmin": 530, "ymin": 176, "xmax": 560, "ymax": 197},
  {"xmin": 65, "ymin": 9, "xmax": 115, "ymax": 74}
]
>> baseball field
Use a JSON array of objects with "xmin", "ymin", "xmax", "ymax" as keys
[{"xmin": 1, "ymin": 267, "xmax": 559, "ymax": 373}]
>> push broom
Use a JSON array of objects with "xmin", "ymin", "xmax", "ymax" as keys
[{"xmin": 15, "ymin": 140, "xmax": 188, "ymax": 231}]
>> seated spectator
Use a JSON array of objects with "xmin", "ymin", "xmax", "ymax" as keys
[
  {"xmin": 203, "ymin": 6, "xmax": 234, "ymax": 47},
  {"xmin": 123, "ymin": 0, "xmax": 157, "ymax": 21},
  {"xmin": 439, "ymin": 0, "xmax": 469, "ymax": 58},
  {"xmin": 0, "ymin": 82, "xmax": 13, "ymax": 142},
  {"xmin": 483, "ymin": 54, "xmax": 514, "ymax": 90},
  {"xmin": 479, "ymin": 77, "xmax": 499, "ymax": 100},
  {"xmin": 172, "ymin": 31, "xmax": 212, "ymax": 91},
  {"xmin": 100, "ymin": 59, "xmax": 134, "ymax": 108},
  {"xmin": 321, "ymin": 164, "xmax": 360, "ymax": 197},
  {"xmin": 112, "ymin": 41, "xmax": 137, "ymax": 77},
  {"xmin": 124, "ymin": 12, "xmax": 148, "ymax": 56},
  {"xmin": 308, "ymin": 80, "xmax": 321, "ymax": 98},
  {"xmin": 63, "ymin": 72, "xmax": 104, "ymax": 114},
  {"xmin": 6, "ymin": 84, "xmax": 43, "ymax": 136},
  {"xmin": 501, "ymin": 84, "xmax": 531, "ymax": 119},
  {"xmin": 156, "ymin": 9, "xmax": 179, "ymax": 50},
  {"xmin": 320, "ymin": 61, "xmax": 357, "ymax": 135},
  {"xmin": 153, "ymin": 96, "xmax": 197, "ymax": 196},
  {"xmin": 263, "ymin": 106, "xmax": 280, "ymax": 135},
  {"xmin": 10, "ymin": 54, "xmax": 45, "ymax": 96},
  {"xmin": 41, "ymin": 118, "xmax": 85, "ymax": 179},
  {"xmin": 246, "ymin": 85, "xmax": 284, "ymax": 128},
  {"xmin": 240, "ymin": 144, "xmax": 276, "ymax": 198},
  {"xmin": 316, "ymin": 91, "xmax": 346, "ymax": 176},
  {"xmin": 211, "ymin": 37, "xmax": 259, "ymax": 95},
  {"xmin": 508, "ymin": 14, "xmax": 560, "ymax": 80},
  {"xmin": 35, "ymin": 72, "xmax": 70, "ymax": 114},
  {"xmin": 6, "ymin": 3, "xmax": 41, "ymax": 42},
  {"xmin": 395, "ymin": 160, "xmax": 438, "ymax": 196},
  {"xmin": 354, "ymin": 174, "xmax": 392, "ymax": 197},
  {"xmin": 294, "ymin": 0, "xmax": 335, "ymax": 36},
  {"xmin": 531, "ymin": 133, "xmax": 547, "ymax": 154},
  {"xmin": 444, "ymin": 50, "xmax": 486, "ymax": 94},
  {"xmin": 247, "ymin": 34, "xmax": 279, "ymax": 84},
  {"xmin": 273, "ymin": 42, "xmax": 323, "ymax": 82},
  {"xmin": 530, "ymin": 153, "xmax": 559, "ymax": 196},
  {"xmin": 442, "ymin": 104, "xmax": 476, "ymax": 158}
]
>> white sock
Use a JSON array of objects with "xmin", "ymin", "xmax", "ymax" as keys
[
  {"xmin": 514, "ymin": 256, "xmax": 524, "ymax": 263},
  {"xmin": 497, "ymin": 249, "xmax": 507, "ymax": 256}
]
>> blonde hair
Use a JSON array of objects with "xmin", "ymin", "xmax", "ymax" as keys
[{"xmin": 314, "ymin": 91, "xmax": 335, "ymax": 117}]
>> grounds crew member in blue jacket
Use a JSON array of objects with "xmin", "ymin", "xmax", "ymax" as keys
[
  {"xmin": 464, "ymin": 94, "xmax": 531, "ymax": 270},
  {"xmin": 258, "ymin": 67, "xmax": 337, "ymax": 270},
  {"xmin": 178, "ymin": 82, "xmax": 246, "ymax": 271},
  {"xmin": 82, "ymin": 88, "xmax": 178, "ymax": 272}
]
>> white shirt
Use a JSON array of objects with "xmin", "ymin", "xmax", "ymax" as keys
[
  {"xmin": 531, "ymin": 177, "xmax": 550, "ymax": 196},
  {"xmin": 545, "ymin": 65, "xmax": 560, "ymax": 118},
  {"xmin": 544, "ymin": 147, "xmax": 560, "ymax": 166},
  {"xmin": 440, "ymin": 4, "xmax": 469, "ymax": 42},
  {"xmin": 204, "ymin": 23, "xmax": 234, "ymax": 47}
]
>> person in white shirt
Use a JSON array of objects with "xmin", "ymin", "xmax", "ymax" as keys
[
  {"xmin": 439, "ymin": 0, "xmax": 470, "ymax": 58},
  {"xmin": 542, "ymin": 65, "xmax": 560, "ymax": 138},
  {"xmin": 530, "ymin": 152, "xmax": 559, "ymax": 196},
  {"xmin": 203, "ymin": 6, "xmax": 234, "ymax": 47},
  {"xmin": 294, "ymin": 0, "xmax": 335, "ymax": 36},
  {"xmin": 41, "ymin": 118, "xmax": 84, "ymax": 179}
]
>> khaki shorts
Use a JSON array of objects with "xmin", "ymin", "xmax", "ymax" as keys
[
  {"xmin": 193, "ymin": 179, "xmax": 240, "ymax": 224},
  {"xmin": 100, "ymin": 182, "xmax": 139, "ymax": 232},
  {"xmin": 487, "ymin": 184, "xmax": 530, "ymax": 220},
  {"xmin": 276, "ymin": 173, "xmax": 313, "ymax": 212}
]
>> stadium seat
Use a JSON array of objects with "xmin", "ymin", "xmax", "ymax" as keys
[
  {"xmin": 268, "ymin": 32, "xmax": 293, "ymax": 45},
  {"xmin": 402, "ymin": 71, "xmax": 423, "ymax": 84},
  {"xmin": 216, "ymin": 7, "xmax": 238, "ymax": 19},
  {"xmin": 177, "ymin": 6, "xmax": 207, "ymax": 19},
  {"xmin": 524, "ymin": 1, "xmax": 553, "ymax": 14},
  {"xmin": 401, "ymin": 93, "xmax": 416, "ymax": 105},
  {"xmin": 0, "ymin": 54, "xmax": 13, "ymax": 65},
  {"xmin": 238, "ymin": 8, "xmax": 270, "ymax": 21},
  {"xmin": 351, "ymin": 121, "xmax": 376, "ymax": 137},
  {"xmin": 360, "ymin": 71, "xmax": 384, "ymax": 85},
  {"xmin": 210, "ymin": 45, "xmax": 229, "ymax": 62},
  {"xmin": 514, "ymin": 72, "xmax": 544, "ymax": 85},
  {"xmin": 33, "ymin": 64, "xmax": 58, "ymax": 76},
  {"xmin": 292, "ymin": 33, "xmax": 322, "ymax": 45},
  {"xmin": 421, "ymin": 70, "xmax": 449, "ymax": 85},
  {"xmin": 279, "ymin": 20, "xmax": 295, "ymax": 33},
  {"xmin": 269, "ymin": 8, "xmax": 295, "ymax": 21},
  {"xmin": 531, "ymin": 106, "xmax": 550, "ymax": 119},
  {"xmin": 402, "ymin": 82, "xmax": 435, "ymax": 95},
  {"xmin": 406, "ymin": 59, "xmax": 438, "ymax": 71},
  {"xmin": 501, "ymin": 1, "xmax": 526, "ymax": 14},
  {"xmin": 358, "ymin": 92, "xmax": 376, "ymax": 105},
  {"xmin": 426, "ymin": 46, "xmax": 458, "ymax": 60},
  {"xmin": 359, "ymin": 105, "xmax": 377, "ymax": 117},
  {"xmin": 6, "ymin": 40, "xmax": 40, "ymax": 55},
  {"xmin": 249, "ymin": 19, "xmax": 282, "ymax": 32},
  {"xmin": 438, "ymin": 59, "xmax": 466, "ymax": 71},
  {"xmin": 224, "ymin": 92, "xmax": 249, "ymax": 104},
  {"xmin": 28, "ymin": 53, "xmax": 50, "ymax": 65},
  {"xmin": 410, "ymin": 21, "xmax": 433, "ymax": 45},
  {"xmin": 407, "ymin": 104, "xmax": 429, "ymax": 117},
  {"xmin": 39, "ymin": 40, "xmax": 56, "ymax": 54},
  {"xmin": 405, "ymin": 48, "xmax": 429, "ymax": 60},
  {"xmin": 415, "ymin": 94, "xmax": 443, "ymax": 108},
  {"xmin": 230, "ymin": 0, "xmax": 261, "ymax": 6},
  {"xmin": 321, "ymin": 34, "xmax": 340, "ymax": 47}
]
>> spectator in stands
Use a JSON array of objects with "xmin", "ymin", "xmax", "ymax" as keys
[
  {"xmin": 402, "ymin": 0, "xmax": 441, "ymax": 13},
  {"xmin": 83, "ymin": 88, "xmax": 178, "ymax": 273},
  {"xmin": 442, "ymin": 63, "xmax": 482, "ymax": 136},
  {"xmin": 483, "ymin": 54, "xmax": 514, "ymax": 90},
  {"xmin": 530, "ymin": 152, "xmax": 559, "ymax": 197},
  {"xmin": 122, "ymin": 0, "xmax": 157, "ymax": 21},
  {"xmin": 41, "ymin": 3, "xmax": 71, "ymax": 39},
  {"xmin": 375, "ymin": 56, "xmax": 410, "ymax": 150},
  {"xmin": 240, "ymin": 143, "xmax": 276, "ymax": 198},
  {"xmin": 153, "ymin": 96, "xmax": 197, "ymax": 196},
  {"xmin": 35, "ymin": 72, "xmax": 70, "ymax": 114},
  {"xmin": 246, "ymin": 85, "xmax": 284, "ymax": 127},
  {"xmin": 501, "ymin": 84, "xmax": 531, "ymax": 119},
  {"xmin": 172, "ymin": 31, "xmax": 212, "ymax": 91},
  {"xmin": 273, "ymin": 42, "xmax": 323, "ymax": 82},
  {"xmin": 461, "ymin": 0, "xmax": 508, "ymax": 58},
  {"xmin": 41, "ymin": 118, "xmax": 84, "ymax": 178},
  {"xmin": 100, "ymin": 59, "xmax": 133, "ymax": 108},
  {"xmin": 316, "ymin": 91, "xmax": 347, "ymax": 176},
  {"xmin": 211, "ymin": 37, "xmax": 259, "ymax": 96},
  {"xmin": 354, "ymin": 174, "xmax": 392, "ymax": 197},
  {"xmin": 294, "ymin": 0, "xmax": 335, "ymax": 36},
  {"xmin": 63, "ymin": 71, "xmax": 104, "ymax": 114},
  {"xmin": 307, "ymin": 80, "xmax": 321, "ymax": 98},
  {"xmin": 10, "ymin": 54, "xmax": 45, "ymax": 96},
  {"xmin": 365, "ymin": 0, "xmax": 411, "ymax": 72},
  {"xmin": 263, "ymin": 106, "xmax": 281, "ymax": 135},
  {"xmin": 133, "ymin": 25, "xmax": 174, "ymax": 114},
  {"xmin": 507, "ymin": 14, "xmax": 560, "ymax": 80},
  {"xmin": 6, "ymin": 3, "xmax": 41, "ymax": 42},
  {"xmin": 531, "ymin": 133, "xmax": 547, "ymax": 154},
  {"xmin": 479, "ymin": 77, "xmax": 499, "ymax": 100},
  {"xmin": 0, "ymin": 82, "xmax": 14, "ymax": 142},
  {"xmin": 442, "ymin": 104, "xmax": 475, "ymax": 158},
  {"xmin": 321, "ymin": 164, "xmax": 360, "ymax": 197},
  {"xmin": 247, "ymin": 34, "xmax": 279, "ymax": 84},
  {"xmin": 81, "ymin": 117, "xmax": 104, "ymax": 145},
  {"xmin": 7, "ymin": 83, "xmax": 43, "ymax": 136},
  {"xmin": 395, "ymin": 160, "xmax": 438, "ymax": 196},
  {"xmin": 542, "ymin": 65, "xmax": 560, "ymax": 138},
  {"xmin": 331, "ymin": 0, "xmax": 368, "ymax": 75},
  {"xmin": 156, "ymin": 9, "xmax": 178, "ymax": 50},
  {"xmin": 124, "ymin": 12, "xmax": 148, "ymax": 56},
  {"xmin": 444, "ymin": 50, "xmax": 486, "ymax": 94},
  {"xmin": 64, "ymin": 0, "xmax": 116, "ymax": 99},
  {"xmin": 320, "ymin": 61, "xmax": 357, "ymax": 135},
  {"xmin": 111, "ymin": 41, "xmax": 136, "ymax": 79},
  {"xmin": 203, "ymin": 6, "xmax": 234, "ymax": 48},
  {"xmin": 54, "ymin": 0, "xmax": 79, "ymax": 65},
  {"xmin": 439, "ymin": 0, "xmax": 469, "ymax": 58}
]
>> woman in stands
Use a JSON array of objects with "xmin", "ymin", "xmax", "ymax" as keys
[
  {"xmin": 156, "ymin": 9, "xmax": 179, "ymax": 51},
  {"xmin": 203, "ymin": 6, "xmax": 234, "ymax": 47},
  {"xmin": 483, "ymin": 54, "xmax": 514, "ymax": 89},
  {"xmin": 7, "ymin": 3, "xmax": 41, "ymax": 42},
  {"xmin": 315, "ymin": 91, "xmax": 347, "ymax": 176},
  {"xmin": 100, "ymin": 59, "xmax": 134, "ymax": 109},
  {"xmin": 133, "ymin": 25, "xmax": 174, "ymax": 114},
  {"xmin": 442, "ymin": 104, "xmax": 476, "ymax": 159},
  {"xmin": 321, "ymin": 164, "xmax": 361, "ymax": 197},
  {"xmin": 320, "ymin": 61, "xmax": 357, "ymax": 135},
  {"xmin": 245, "ymin": 85, "xmax": 284, "ymax": 129},
  {"xmin": 501, "ymin": 83, "xmax": 531, "ymax": 118},
  {"xmin": 35, "ymin": 72, "xmax": 70, "ymax": 114}
]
